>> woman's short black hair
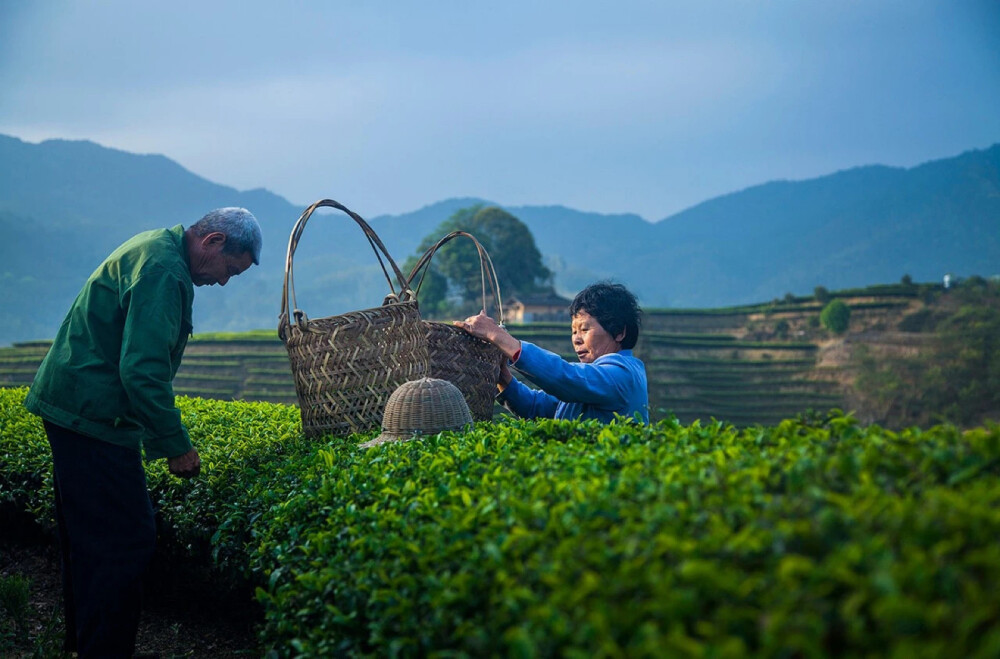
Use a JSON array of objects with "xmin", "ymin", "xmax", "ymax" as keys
[{"xmin": 569, "ymin": 281, "xmax": 642, "ymax": 349}]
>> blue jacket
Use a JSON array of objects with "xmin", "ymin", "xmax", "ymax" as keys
[{"xmin": 499, "ymin": 341, "xmax": 649, "ymax": 423}]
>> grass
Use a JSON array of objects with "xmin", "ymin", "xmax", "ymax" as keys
[
  {"xmin": 644, "ymin": 336, "xmax": 818, "ymax": 350},
  {"xmin": 646, "ymin": 357, "xmax": 817, "ymax": 368},
  {"xmin": 190, "ymin": 329, "xmax": 281, "ymax": 341},
  {"xmin": 0, "ymin": 574, "xmax": 32, "ymax": 654},
  {"xmin": 173, "ymin": 386, "xmax": 241, "ymax": 397},
  {"xmin": 173, "ymin": 374, "xmax": 243, "ymax": 383}
]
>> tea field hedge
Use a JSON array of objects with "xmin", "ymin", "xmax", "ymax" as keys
[{"xmin": 2, "ymin": 386, "xmax": 1000, "ymax": 657}]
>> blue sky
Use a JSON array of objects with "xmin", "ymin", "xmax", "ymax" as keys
[{"xmin": 2, "ymin": 1, "xmax": 998, "ymax": 221}]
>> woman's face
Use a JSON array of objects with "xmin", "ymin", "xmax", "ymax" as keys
[{"xmin": 571, "ymin": 310, "xmax": 624, "ymax": 363}]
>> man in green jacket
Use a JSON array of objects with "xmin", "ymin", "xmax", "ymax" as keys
[{"xmin": 24, "ymin": 207, "xmax": 262, "ymax": 657}]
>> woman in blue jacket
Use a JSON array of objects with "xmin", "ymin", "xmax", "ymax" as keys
[{"xmin": 458, "ymin": 281, "xmax": 649, "ymax": 423}]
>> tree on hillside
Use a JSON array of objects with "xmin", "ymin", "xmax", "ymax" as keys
[
  {"xmin": 820, "ymin": 299, "xmax": 851, "ymax": 334},
  {"xmin": 406, "ymin": 205, "xmax": 552, "ymax": 317},
  {"xmin": 401, "ymin": 252, "xmax": 451, "ymax": 317}
]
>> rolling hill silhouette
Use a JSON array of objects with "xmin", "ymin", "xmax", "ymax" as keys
[{"xmin": 1, "ymin": 133, "xmax": 997, "ymax": 344}]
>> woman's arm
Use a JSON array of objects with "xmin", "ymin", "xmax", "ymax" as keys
[
  {"xmin": 514, "ymin": 342, "xmax": 632, "ymax": 407},
  {"xmin": 457, "ymin": 312, "xmax": 560, "ymax": 418},
  {"xmin": 498, "ymin": 373, "xmax": 561, "ymax": 419},
  {"xmin": 456, "ymin": 311, "xmax": 630, "ymax": 407}
]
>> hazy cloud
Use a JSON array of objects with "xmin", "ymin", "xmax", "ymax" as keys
[{"xmin": 2, "ymin": 1, "xmax": 998, "ymax": 220}]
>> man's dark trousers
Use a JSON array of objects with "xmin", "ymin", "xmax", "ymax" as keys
[{"xmin": 44, "ymin": 420, "xmax": 157, "ymax": 658}]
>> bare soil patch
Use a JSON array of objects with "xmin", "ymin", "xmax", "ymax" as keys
[{"xmin": 1, "ymin": 541, "xmax": 261, "ymax": 658}]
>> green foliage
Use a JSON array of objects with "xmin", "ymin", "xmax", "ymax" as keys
[
  {"xmin": 820, "ymin": 299, "xmax": 851, "ymax": 333},
  {"xmin": 4, "ymin": 388, "xmax": 1000, "ymax": 657},
  {"xmin": 190, "ymin": 329, "xmax": 281, "ymax": 341},
  {"xmin": 401, "ymin": 252, "xmax": 451, "ymax": 318},
  {"xmin": 0, "ymin": 574, "xmax": 31, "ymax": 648},
  {"xmin": 833, "ymin": 282, "xmax": 932, "ymax": 298},
  {"xmin": 0, "ymin": 389, "xmax": 53, "ymax": 524},
  {"xmin": 0, "ymin": 388, "xmax": 319, "ymax": 569},
  {"xmin": 855, "ymin": 279, "xmax": 1000, "ymax": 428},
  {"xmin": 852, "ymin": 345, "xmax": 939, "ymax": 427},
  {"xmin": 0, "ymin": 575, "xmax": 30, "ymax": 614},
  {"xmin": 813, "ymin": 285, "xmax": 831, "ymax": 303},
  {"xmin": 408, "ymin": 205, "xmax": 552, "ymax": 317},
  {"xmin": 921, "ymin": 288, "xmax": 1000, "ymax": 426},
  {"xmin": 250, "ymin": 413, "xmax": 1000, "ymax": 658},
  {"xmin": 898, "ymin": 307, "xmax": 940, "ymax": 333}
]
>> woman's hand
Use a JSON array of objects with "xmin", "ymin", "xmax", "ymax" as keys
[
  {"xmin": 457, "ymin": 310, "xmax": 499, "ymax": 341},
  {"xmin": 455, "ymin": 310, "xmax": 522, "ymax": 360}
]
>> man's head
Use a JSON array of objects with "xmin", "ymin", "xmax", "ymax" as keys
[{"xmin": 186, "ymin": 207, "xmax": 263, "ymax": 287}]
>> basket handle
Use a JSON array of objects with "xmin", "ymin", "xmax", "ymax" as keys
[
  {"xmin": 279, "ymin": 199, "xmax": 416, "ymax": 338},
  {"xmin": 405, "ymin": 230, "xmax": 504, "ymax": 325}
]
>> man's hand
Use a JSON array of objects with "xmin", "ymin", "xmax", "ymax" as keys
[{"xmin": 168, "ymin": 448, "xmax": 201, "ymax": 479}]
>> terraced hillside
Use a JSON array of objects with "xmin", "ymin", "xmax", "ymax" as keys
[
  {"xmin": 0, "ymin": 285, "xmax": 932, "ymax": 426},
  {"xmin": 0, "ymin": 332, "xmax": 298, "ymax": 404}
]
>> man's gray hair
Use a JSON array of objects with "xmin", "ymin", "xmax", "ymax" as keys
[{"xmin": 191, "ymin": 207, "xmax": 263, "ymax": 264}]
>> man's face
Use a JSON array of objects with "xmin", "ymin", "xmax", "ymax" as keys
[{"xmin": 192, "ymin": 243, "xmax": 254, "ymax": 287}]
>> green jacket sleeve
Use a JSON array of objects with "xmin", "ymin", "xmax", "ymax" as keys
[{"xmin": 118, "ymin": 266, "xmax": 193, "ymax": 460}]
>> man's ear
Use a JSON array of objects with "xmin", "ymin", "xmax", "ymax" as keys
[
  {"xmin": 615, "ymin": 330, "xmax": 626, "ymax": 343},
  {"xmin": 202, "ymin": 232, "xmax": 227, "ymax": 249}
]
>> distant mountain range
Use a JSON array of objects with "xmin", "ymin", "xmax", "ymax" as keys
[{"xmin": 1, "ymin": 133, "xmax": 998, "ymax": 345}]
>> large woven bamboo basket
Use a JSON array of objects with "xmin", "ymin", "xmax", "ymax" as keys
[
  {"xmin": 279, "ymin": 199, "xmax": 429, "ymax": 439},
  {"xmin": 407, "ymin": 231, "xmax": 506, "ymax": 422}
]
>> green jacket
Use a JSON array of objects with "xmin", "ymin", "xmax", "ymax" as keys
[{"xmin": 24, "ymin": 225, "xmax": 195, "ymax": 460}]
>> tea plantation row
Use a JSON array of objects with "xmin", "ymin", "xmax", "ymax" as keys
[{"xmin": 2, "ymin": 387, "xmax": 999, "ymax": 657}]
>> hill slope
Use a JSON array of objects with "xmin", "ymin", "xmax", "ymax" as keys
[{"xmin": 1, "ymin": 133, "xmax": 998, "ymax": 344}]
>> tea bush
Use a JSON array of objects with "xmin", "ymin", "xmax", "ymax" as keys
[
  {"xmin": 1, "ymin": 389, "xmax": 317, "ymax": 564},
  {"xmin": 250, "ymin": 415, "xmax": 1000, "ymax": 657},
  {"xmin": 2, "ymin": 387, "xmax": 1000, "ymax": 657},
  {"xmin": 0, "ymin": 387, "xmax": 52, "ymax": 526}
]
